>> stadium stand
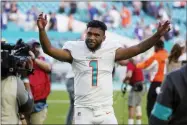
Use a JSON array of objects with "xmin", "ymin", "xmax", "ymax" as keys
[{"xmin": 2, "ymin": 1, "xmax": 186, "ymax": 86}]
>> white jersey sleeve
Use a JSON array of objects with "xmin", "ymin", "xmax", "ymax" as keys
[{"xmin": 62, "ymin": 41, "xmax": 74, "ymax": 52}]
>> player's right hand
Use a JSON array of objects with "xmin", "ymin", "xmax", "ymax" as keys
[
  {"xmin": 156, "ymin": 20, "xmax": 170, "ymax": 36},
  {"xmin": 37, "ymin": 12, "xmax": 47, "ymax": 30}
]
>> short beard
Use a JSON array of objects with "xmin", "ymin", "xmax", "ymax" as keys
[{"xmin": 85, "ymin": 41, "xmax": 101, "ymax": 52}]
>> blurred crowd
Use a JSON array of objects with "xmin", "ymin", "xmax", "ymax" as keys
[
  {"xmin": 1, "ymin": 1, "xmax": 186, "ymax": 84},
  {"xmin": 1, "ymin": 1, "xmax": 186, "ymax": 44}
]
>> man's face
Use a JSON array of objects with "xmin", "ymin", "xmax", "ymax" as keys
[{"xmin": 85, "ymin": 27, "xmax": 105, "ymax": 51}]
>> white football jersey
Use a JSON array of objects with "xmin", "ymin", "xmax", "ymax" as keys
[{"xmin": 63, "ymin": 41, "xmax": 122, "ymax": 107}]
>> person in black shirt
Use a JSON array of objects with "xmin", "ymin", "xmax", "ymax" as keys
[{"xmin": 149, "ymin": 64, "xmax": 187, "ymax": 125}]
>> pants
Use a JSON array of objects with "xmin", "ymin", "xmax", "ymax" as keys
[
  {"xmin": 147, "ymin": 81, "xmax": 161, "ymax": 119},
  {"xmin": 30, "ymin": 107, "xmax": 48, "ymax": 124},
  {"xmin": 74, "ymin": 106, "xmax": 118, "ymax": 124},
  {"xmin": 66, "ymin": 78, "xmax": 74, "ymax": 125}
]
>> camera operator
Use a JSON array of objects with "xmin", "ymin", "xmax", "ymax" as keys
[
  {"xmin": 1, "ymin": 55, "xmax": 34, "ymax": 124},
  {"xmin": 26, "ymin": 40, "xmax": 51, "ymax": 124}
]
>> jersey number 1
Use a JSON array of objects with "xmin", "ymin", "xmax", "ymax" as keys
[{"xmin": 89, "ymin": 60, "xmax": 98, "ymax": 86}]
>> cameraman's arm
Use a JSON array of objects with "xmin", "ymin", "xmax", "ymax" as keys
[
  {"xmin": 34, "ymin": 58, "xmax": 51, "ymax": 73},
  {"xmin": 123, "ymin": 70, "xmax": 132, "ymax": 84},
  {"xmin": 17, "ymin": 78, "xmax": 34, "ymax": 114},
  {"xmin": 29, "ymin": 51, "xmax": 51, "ymax": 73}
]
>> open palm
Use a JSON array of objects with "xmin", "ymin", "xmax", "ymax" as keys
[
  {"xmin": 37, "ymin": 13, "xmax": 47, "ymax": 30},
  {"xmin": 157, "ymin": 20, "xmax": 170, "ymax": 36}
]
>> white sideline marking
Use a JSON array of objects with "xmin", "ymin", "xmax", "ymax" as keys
[{"xmin": 47, "ymin": 100, "xmax": 69, "ymax": 103}]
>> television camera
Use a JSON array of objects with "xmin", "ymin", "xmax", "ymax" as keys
[{"xmin": 1, "ymin": 39, "xmax": 34, "ymax": 78}]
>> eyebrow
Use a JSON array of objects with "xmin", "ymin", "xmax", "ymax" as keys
[{"xmin": 87, "ymin": 31, "xmax": 101, "ymax": 36}]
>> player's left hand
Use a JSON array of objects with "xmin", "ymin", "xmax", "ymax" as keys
[{"xmin": 156, "ymin": 20, "xmax": 170, "ymax": 36}]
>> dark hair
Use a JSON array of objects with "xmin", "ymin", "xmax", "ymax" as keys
[
  {"xmin": 155, "ymin": 40, "xmax": 164, "ymax": 49},
  {"xmin": 168, "ymin": 43, "xmax": 183, "ymax": 64},
  {"xmin": 87, "ymin": 20, "xmax": 107, "ymax": 33}
]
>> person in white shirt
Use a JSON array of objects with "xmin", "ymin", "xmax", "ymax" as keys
[
  {"xmin": 63, "ymin": 63, "xmax": 75, "ymax": 125},
  {"xmin": 37, "ymin": 12, "xmax": 170, "ymax": 124},
  {"xmin": 52, "ymin": 61, "xmax": 74, "ymax": 124},
  {"xmin": 109, "ymin": 5, "xmax": 121, "ymax": 28}
]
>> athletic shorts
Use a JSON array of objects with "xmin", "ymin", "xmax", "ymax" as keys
[
  {"xmin": 128, "ymin": 85, "xmax": 144, "ymax": 107},
  {"xmin": 74, "ymin": 106, "xmax": 118, "ymax": 124}
]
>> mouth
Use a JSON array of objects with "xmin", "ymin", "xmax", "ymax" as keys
[
  {"xmin": 87, "ymin": 40, "xmax": 96, "ymax": 47},
  {"xmin": 87, "ymin": 42, "xmax": 95, "ymax": 46}
]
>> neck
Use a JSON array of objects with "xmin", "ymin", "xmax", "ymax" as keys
[
  {"xmin": 155, "ymin": 48, "xmax": 163, "ymax": 52},
  {"xmin": 87, "ymin": 45, "xmax": 101, "ymax": 53}
]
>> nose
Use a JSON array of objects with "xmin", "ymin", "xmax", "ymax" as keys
[{"xmin": 89, "ymin": 34, "xmax": 96, "ymax": 40}]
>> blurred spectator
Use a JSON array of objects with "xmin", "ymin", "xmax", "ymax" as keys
[
  {"xmin": 102, "ymin": 11, "xmax": 113, "ymax": 29},
  {"xmin": 142, "ymin": 1, "xmax": 148, "ymax": 14},
  {"xmin": 120, "ymin": 6, "xmax": 131, "ymax": 27},
  {"xmin": 109, "ymin": 5, "xmax": 121, "ymax": 28},
  {"xmin": 122, "ymin": 1, "xmax": 132, "ymax": 6},
  {"xmin": 26, "ymin": 6, "xmax": 38, "ymax": 22},
  {"xmin": 9, "ymin": 2, "xmax": 19, "ymax": 21},
  {"xmin": 3, "ymin": 1, "xmax": 11, "ymax": 13},
  {"xmin": 173, "ymin": 1, "xmax": 186, "ymax": 8},
  {"xmin": 167, "ymin": 43, "xmax": 183, "ymax": 73},
  {"xmin": 144, "ymin": 25, "xmax": 153, "ymax": 39},
  {"xmin": 58, "ymin": 1, "xmax": 65, "ymax": 14},
  {"xmin": 77, "ymin": 2, "xmax": 87, "ymax": 10},
  {"xmin": 157, "ymin": 2, "xmax": 169, "ymax": 21},
  {"xmin": 163, "ymin": 26, "xmax": 173, "ymax": 41},
  {"xmin": 139, "ymin": 17, "xmax": 145, "ymax": 29},
  {"xmin": 132, "ymin": 1, "xmax": 142, "ymax": 16},
  {"xmin": 134, "ymin": 22, "xmax": 144, "ymax": 40},
  {"xmin": 24, "ymin": 6, "xmax": 38, "ymax": 31},
  {"xmin": 10, "ymin": 2, "xmax": 18, "ymax": 13},
  {"xmin": 172, "ymin": 25, "xmax": 184, "ymax": 44},
  {"xmin": 49, "ymin": 12, "xmax": 57, "ymax": 31},
  {"xmin": 87, "ymin": 3, "xmax": 99, "ymax": 21},
  {"xmin": 1, "ymin": 9, "xmax": 8, "ymax": 30},
  {"xmin": 67, "ymin": 14, "xmax": 74, "ymax": 32},
  {"xmin": 146, "ymin": 2, "xmax": 158, "ymax": 18},
  {"xmin": 69, "ymin": 2, "xmax": 77, "ymax": 14},
  {"xmin": 65, "ymin": 64, "xmax": 74, "ymax": 125},
  {"xmin": 93, "ymin": 10, "xmax": 102, "ymax": 21}
]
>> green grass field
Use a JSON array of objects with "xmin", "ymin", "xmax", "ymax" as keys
[{"xmin": 44, "ymin": 90, "xmax": 148, "ymax": 124}]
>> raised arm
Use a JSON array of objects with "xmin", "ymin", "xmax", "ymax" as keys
[
  {"xmin": 37, "ymin": 13, "xmax": 73, "ymax": 63},
  {"xmin": 115, "ymin": 21, "xmax": 170, "ymax": 61}
]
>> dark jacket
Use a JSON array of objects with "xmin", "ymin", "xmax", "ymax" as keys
[{"xmin": 149, "ymin": 64, "xmax": 187, "ymax": 125}]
